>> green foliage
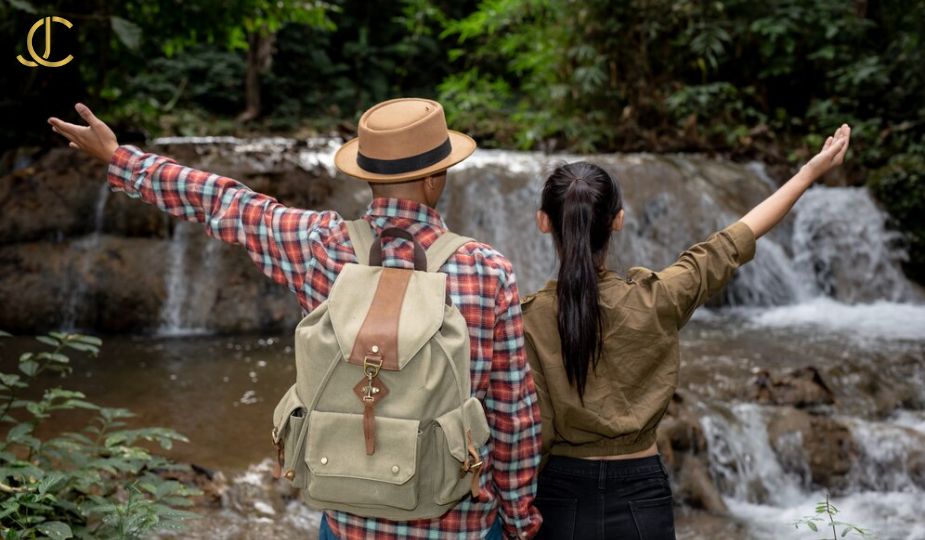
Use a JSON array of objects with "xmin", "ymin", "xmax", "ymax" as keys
[
  {"xmin": 867, "ymin": 150, "xmax": 925, "ymax": 284},
  {"xmin": 794, "ymin": 493, "xmax": 872, "ymax": 539},
  {"xmin": 3, "ymin": 0, "xmax": 924, "ymax": 279},
  {"xmin": 0, "ymin": 332, "xmax": 200, "ymax": 539}
]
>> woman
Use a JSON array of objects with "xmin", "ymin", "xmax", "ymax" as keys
[{"xmin": 522, "ymin": 125, "xmax": 851, "ymax": 539}]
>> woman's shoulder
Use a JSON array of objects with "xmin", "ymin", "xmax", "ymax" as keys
[{"xmin": 520, "ymin": 284, "xmax": 556, "ymax": 313}]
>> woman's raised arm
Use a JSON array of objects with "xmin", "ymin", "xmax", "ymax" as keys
[{"xmin": 740, "ymin": 124, "xmax": 851, "ymax": 238}]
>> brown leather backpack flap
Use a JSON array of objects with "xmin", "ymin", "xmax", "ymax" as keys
[{"xmin": 348, "ymin": 267, "xmax": 412, "ymax": 371}]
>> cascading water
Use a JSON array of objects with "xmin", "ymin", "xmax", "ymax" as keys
[
  {"xmin": 158, "ymin": 222, "xmax": 224, "ymax": 335},
  {"xmin": 61, "ymin": 181, "xmax": 110, "ymax": 330},
  {"xmin": 790, "ymin": 187, "xmax": 917, "ymax": 303}
]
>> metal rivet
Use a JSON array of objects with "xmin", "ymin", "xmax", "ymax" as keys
[
  {"xmin": 371, "ymin": 345, "xmax": 380, "ymax": 353},
  {"xmin": 391, "ymin": 465, "xmax": 400, "ymax": 474},
  {"xmin": 320, "ymin": 456, "xmax": 328, "ymax": 465},
  {"xmin": 284, "ymin": 469, "xmax": 295, "ymax": 480}
]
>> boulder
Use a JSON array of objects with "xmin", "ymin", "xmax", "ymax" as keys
[
  {"xmin": 766, "ymin": 407, "xmax": 856, "ymax": 491},
  {"xmin": 751, "ymin": 366, "xmax": 835, "ymax": 408},
  {"xmin": 658, "ymin": 392, "xmax": 729, "ymax": 514}
]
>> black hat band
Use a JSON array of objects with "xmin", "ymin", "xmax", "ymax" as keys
[{"xmin": 356, "ymin": 138, "xmax": 452, "ymax": 175}]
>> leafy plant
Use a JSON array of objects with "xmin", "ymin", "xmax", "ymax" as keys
[
  {"xmin": 0, "ymin": 331, "xmax": 201, "ymax": 539},
  {"xmin": 793, "ymin": 493, "xmax": 873, "ymax": 539},
  {"xmin": 867, "ymin": 151, "xmax": 925, "ymax": 284}
]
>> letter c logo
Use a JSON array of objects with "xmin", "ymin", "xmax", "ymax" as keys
[{"xmin": 17, "ymin": 16, "xmax": 75, "ymax": 68}]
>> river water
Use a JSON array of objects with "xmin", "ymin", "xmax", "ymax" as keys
[
  {"xmin": 5, "ymin": 303, "xmax": 924, "ymax": 539},
  {"xmin": 3, "ymin": 140, "xmax": 925, "ymax": 538}
]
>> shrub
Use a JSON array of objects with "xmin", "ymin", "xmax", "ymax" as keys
[
  {"xmin": 867, "ymin": 152, "xmax": 925, "ymax": 284},
  {"xmin": 0, "ymin": 331, "xmax": 200, "ymax": 539}
]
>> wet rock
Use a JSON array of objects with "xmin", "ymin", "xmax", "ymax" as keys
[
  {"xmin": 0, "ymin": 140, "xmax": 363, "ymax": 334},
  {"xmin": 156, "ymin": 460, "xmax": 320, "ymax": 540},
  {"xmin": 674, "ymin": 507, "xmax": 749, "ymax": 540},
  {"xmin": 157, "ymin": 463, "xmax": 228, "ymax": 507},
  {"xmin": 0, "ymin": 148, "xmax": 110, "ymax": 243},
  {"xmin": 675, "ymin": 456, "xmax": 728, "ymax": 514},
  {"xmin": 751, "ymin": 366, "xmax": 835, "ymax": 408},
  {"xmin": 658, "ymin": 392, "xmax": 728, "ymax": 514},
  {"xmin": 766, "ymin": 407, "xmax": 856, "ymax": 491}
]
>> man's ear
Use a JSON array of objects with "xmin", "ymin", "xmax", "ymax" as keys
[
  {"xmin": 612, "ymin": 209, "xmax": 625, "ymax": 231},
  {"xmin": 536, "ymin": 210, "xmax": 552, "ymax": 234}
]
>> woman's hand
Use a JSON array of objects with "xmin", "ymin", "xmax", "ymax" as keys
[
  {"xmin": 48, "ymin": 103, "xmax": 119, "ymax": 163},
  {"xmin": 802, "ymin": 123, "xmax": 851, "ymax": 180},
  {"xmin": 740, "ymin": 123, "xmax": 851, "ymax": 239}
]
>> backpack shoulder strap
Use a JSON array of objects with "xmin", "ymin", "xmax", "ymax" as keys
[
  {"xmin": 425, "ymin": 231, "xmax": 474, "ymax": 272},
  {"xmin": 345, "ymin": 219, "xmax": 374, "ymax": 266}
]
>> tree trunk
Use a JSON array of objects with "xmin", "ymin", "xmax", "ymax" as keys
[{"xmin": 238, "ymin": 30, "xmax": 276, "ymax": 123}]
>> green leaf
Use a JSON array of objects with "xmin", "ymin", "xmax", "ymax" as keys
[
  {"xmin": 111, "ymin": 16, "xmax": 142, "ymax": 51},
  {"xmin": 35, "ymin": 521, "xmax": 73, "ymax": 539},
  {"xmin": 6, "ymin": 0, "xmax": 36, "ymax": 14},
  {"xmin": 61, "ymin": 341, "xmax": 98, "ymax": 354},
  {"xmin": 37, "ymin": 352, "xmax": 70, "ymax": 364},
  {"xmin": 36, "ymin": 336, "xmax": 59, "ymax": 348},
  {"xmin": 70, "ymin": 335, "xmax": 102, "ymax": 347},
  {"xmin": 7, "ymin": 421, "xmax": 33, "ymax": 440},
  {"xmin": 19, "ymin": 360, "xmax": 39, "ymax": 376},
  {"xmin": 808, "ymin": 521, "xmax": 818, "ymax": 532}
]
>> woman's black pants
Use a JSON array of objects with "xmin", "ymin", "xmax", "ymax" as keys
[{"xmin": 534, "ymin": 454, "xmax": 677, "ymax": 540}]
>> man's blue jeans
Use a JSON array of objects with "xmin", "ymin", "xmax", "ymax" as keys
[{"xmin": 319, "ymin": 513, "xmax": 504, "ymax": 539}]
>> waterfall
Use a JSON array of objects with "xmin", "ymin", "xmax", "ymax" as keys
[
  {"xmin": 61, "ymin": 182, "xmax": 110, "ymax": 330},
  {"xmin": 697, "ymin": 401, "xmax": 925, "ymax": 540},
  {"xmin": 137, "ymin": 138, "xmax": 921, "ymax": 310},
  {"xmin": 790, "ymin": 187, "xmax": 917, "ymax": 303},
  {"xmin": 444, "ymin": 150, "xmax": 921, "ymax": 307},
  {"xmin": 157, "ymin": 222, "xmax": 223, "ymax": 336}
]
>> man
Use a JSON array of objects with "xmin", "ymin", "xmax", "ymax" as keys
[{"xmin": 48, "ymin": 98, "xmax": 542, "ymax": 539}]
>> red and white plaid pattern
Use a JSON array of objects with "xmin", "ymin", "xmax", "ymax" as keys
[{"xmin": 108, "ymin": 146, "xmax": 543, "ymax": 539}]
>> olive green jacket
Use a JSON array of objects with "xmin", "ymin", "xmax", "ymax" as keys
[{"xmin": 521, "ymin": 221, "xmax": 756, "ymax": 459}]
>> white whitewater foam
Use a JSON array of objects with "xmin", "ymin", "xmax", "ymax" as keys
[
  {"xmin": 728, "ymin": 490, "xmax": 925, "ymax": 540},
  {"xmin": 741, "ymin": 297, "xmax": 925, "ymax": 341}
]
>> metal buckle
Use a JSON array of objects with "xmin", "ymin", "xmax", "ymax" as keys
[{"xmin": 363, "ymin": 356, "xmax": 382, "ymax": 378}]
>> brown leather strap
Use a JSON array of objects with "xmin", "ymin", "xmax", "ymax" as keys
[
  {"xmin": 369, "ymin": 228, "xmax": 427, "ymax": 270},
  {"xmin": 348, "ymin": 268, "xmax": 412, "ymax": 370},
  {"xmin": 353, "ymin": 376, "xmax": 389, "ymax": 455},
  {"xmin": 463, "ymin": 429, "xmax": 484, "ymax": 499},
  {"xmin": 363, "ymin": 404, "xmax": 376, "ymax": 455},
  {"xmin": 272, "ymin": 437, "xmax": 284, "ymax": 479}
]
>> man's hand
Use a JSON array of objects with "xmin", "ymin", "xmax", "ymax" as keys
[
  {"xmin": 48, "ymin": 103, "xmax": 119, "ymax": 163},
  {"xmin": 803, "ymin": 123, "xmax": 851, "ymax": 180}
]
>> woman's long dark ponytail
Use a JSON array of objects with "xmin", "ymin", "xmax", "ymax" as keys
[{"xmin": 540, "ymin": 162, "xmax": 622, "ymax": 400}]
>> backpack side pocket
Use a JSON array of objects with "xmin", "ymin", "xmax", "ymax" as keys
[
  {"xmin": 272, "ymin": 385, "xmax": 309, "ymax": 488},
  {"xmin": 432, "ymin": 396, "xmax": 490, "ymax": 505}
]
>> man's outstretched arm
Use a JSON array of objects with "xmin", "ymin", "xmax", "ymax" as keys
[{"xmin": 49, "ymin": 103, "xmax": 335, "ymax": 305}]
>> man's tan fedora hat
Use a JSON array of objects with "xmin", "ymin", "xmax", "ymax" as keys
[{"xmin": 334, "ymin": 98, "xmax": 477, "ymax": 183}]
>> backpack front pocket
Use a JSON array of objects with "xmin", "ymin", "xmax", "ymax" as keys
[
  {"xmin": 432, "ymin": 396, "xmax": 491, "ymax": 505},
  {"xmin": 305, "ymin": 410, "xmax": 420, "ymax": 510}
]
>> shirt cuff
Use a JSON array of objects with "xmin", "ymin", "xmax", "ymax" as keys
[
  {"xmin": 721, "ymin": 221, "xmax": 757, "ymax": 264},
  {"xmin": 107, "ymin": 144, "xmax": 145, "ymax": 192}
]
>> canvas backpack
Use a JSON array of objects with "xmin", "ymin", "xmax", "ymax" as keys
[{"xmin": 271, "ymin": 219, "xmax": 491, "ymax": 520}]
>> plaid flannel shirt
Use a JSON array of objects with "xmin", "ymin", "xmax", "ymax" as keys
[{"xmin": 107, "ymin": 145, "xmax": 542, "ymax": 539}]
